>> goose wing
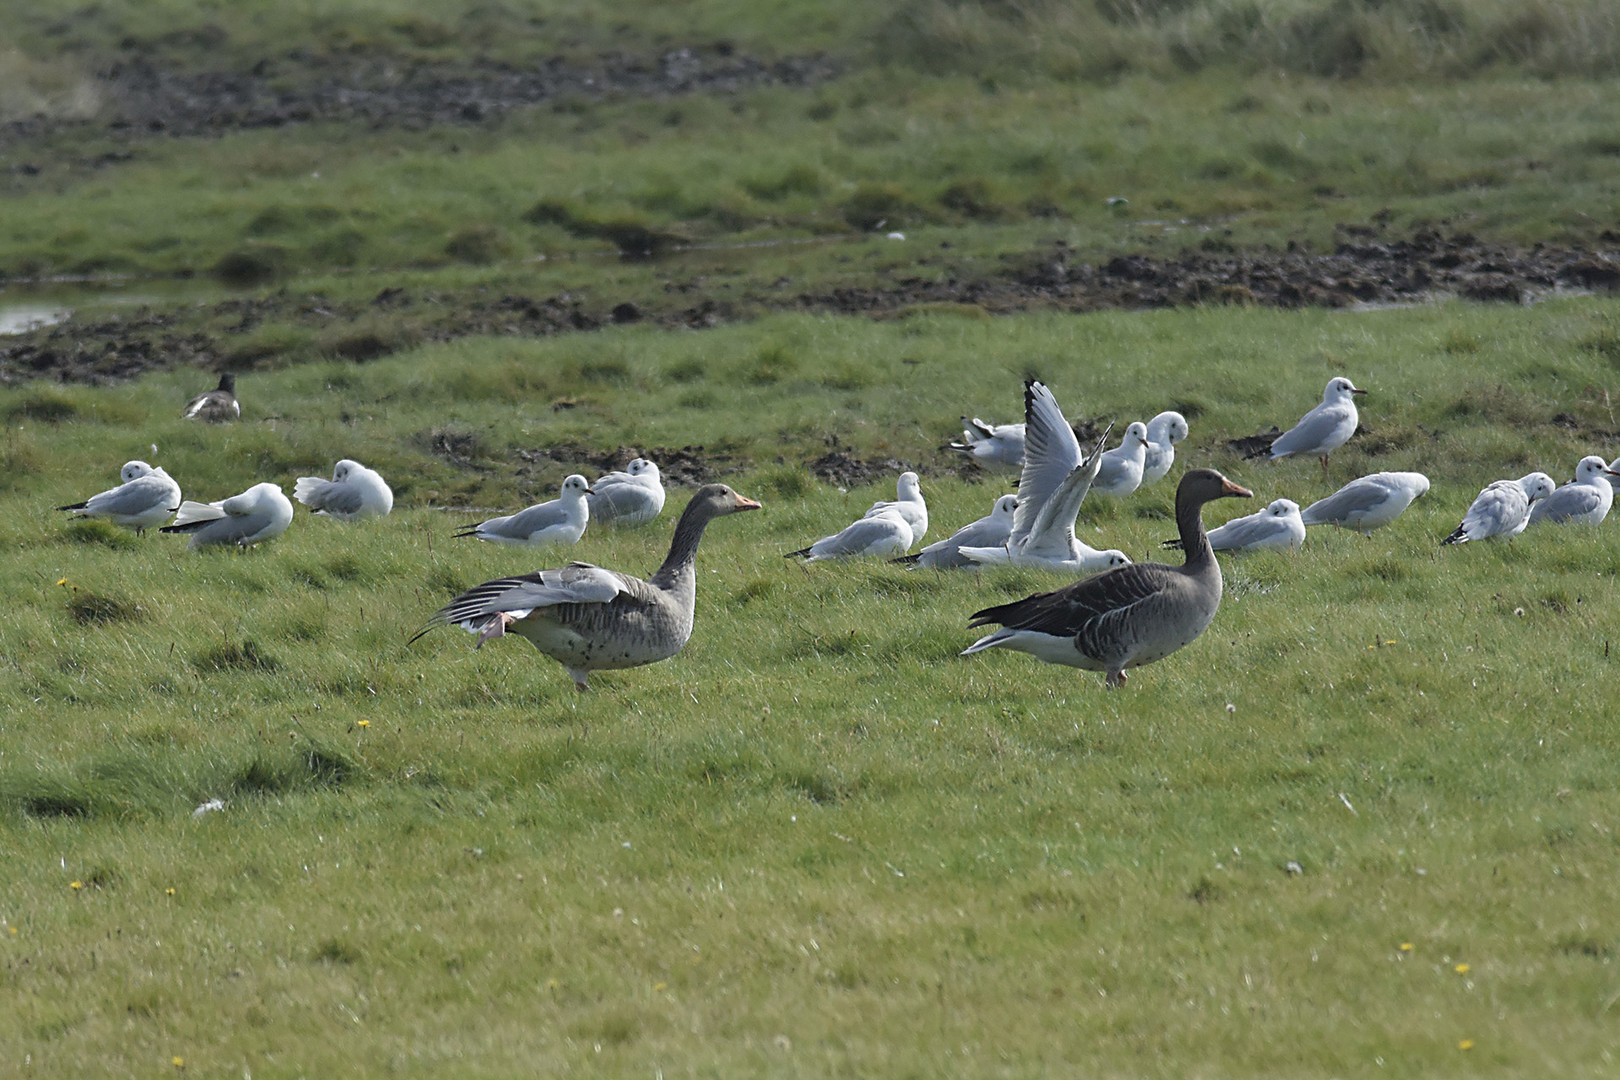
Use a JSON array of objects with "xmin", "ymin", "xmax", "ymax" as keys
[{"xmin": 413, "ymin": 563, "xmax": 627, "ymax": 641}]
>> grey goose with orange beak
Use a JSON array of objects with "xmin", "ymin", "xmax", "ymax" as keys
[
  {"xmin": 962, "ymin": 468, "xmax": 1251, "ymax": 688},
  {"xmin": 416, "ymin": 484, "xmax": 761, "ymax": 691}
]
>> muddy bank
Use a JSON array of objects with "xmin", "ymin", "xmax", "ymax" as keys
[
  {"xmin": 1, "ymin": 48, "xmax": 840, "ymax": 143},
  {"xmin": 4, "ymin": 229, "xmax": 1618, "ymax": 387}
]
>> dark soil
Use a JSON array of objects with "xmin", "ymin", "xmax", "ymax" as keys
[
  {"xmin": 1, "ymin": 48, "xmax": 840, "ymax": 143},
  {"xmin": 517, "ymin": 443, "xmax": 743, "ymax": 488},
  {"xmin": 7, "ymin": 229, "xmax": 1617, "ymax": 389}
]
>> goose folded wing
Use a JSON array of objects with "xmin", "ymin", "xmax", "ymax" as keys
[{"xmin": 971, "ymin": 565, "xmax": 1165, "ymax": 637}]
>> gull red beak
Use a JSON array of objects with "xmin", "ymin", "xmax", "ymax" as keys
[{"xmin": 1350, "ymin": 387, "xmax": 1367, "ymax": 395}]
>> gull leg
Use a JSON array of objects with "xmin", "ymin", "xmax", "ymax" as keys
[{"xmin": 1319, "ymin": 454, "xmax": 1330, "ymax": 480}]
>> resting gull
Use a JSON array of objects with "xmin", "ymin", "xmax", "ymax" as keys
[
  {"xmin": 294, "ymin": 459, "xmax": 394, "ymax": 520},
  {"xmin": 57, "ymin": 461, "xmax": 181, "ymax": 534},
  {"xmin": 950, "ymin": 417, "xmax": 1025, "ymax": 472},
  {"xmin": 1166, "ymin": 498, "xmax": 1304, "ymax": 553},
  {"xmin": 895, "ymin": 494, "xmax": 1018, "ymax": 569},
  {"xmin": 862, "ymin": 471, "xmax": 928, "ymax": 543},
  {"xmin": 1092, "ymin": 421, "xmax": 1150, "ymax": 498},
  {"xmin": 455, "ymin": 475, "xmax": 593, "ymax": 546},
  {"xmin": 787, "ymin": 507, "xmax": 913, "ymax": 560},
  {"xmin": 1299, "ymin": 471, "xmax": 1429, "ymax": 534},
  {"xmin": 587, "ymin": 458, "xmax": 666, "ymax": 527},
  {"xmin": 1141, "ymin": 411, "xmax": 1190, "ymax": 486},
  {"xmin": 1442, "ymin": 472, "xmax": 1556, "ymax": 545},
  {"xmin": 160, "ymin": 482, "xmax": 293, "ymax": 549},
  {"xmin": 1526, "ymin": 456, "xmax": 1618, "ymax": 527}
]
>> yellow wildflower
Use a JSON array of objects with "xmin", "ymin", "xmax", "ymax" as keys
[
  {"xmin": 1399, "ymin": 942, "xmax": 1414, "ymax": 952},
  {"xmin": 166, "ymin": 888, "xmax": 176, "ymax": 896},
  {"xmin": 69, "ymin": 881, "xmax": 82, "ymax": 890},
  {"xmin": 1458, "ymin": 1040, "xmax": 1474, "ymax": 1051},
  {"xmin": 357, "ymin": 720, "xmax": 370, "ymax": 728},
  {"xmin": 172, "ymin": 1056, "xmax": 185, "ymax": 1068},
  {"xmin": 1455, "ymin": 963, "xmax": 1470, "ymax": 974}
]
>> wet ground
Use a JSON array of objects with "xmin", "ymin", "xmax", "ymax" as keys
[
  {"xmin": 2, "ymin": 46, "xmax": 840, "ymax": 143},
  {"xmin": 5, "ymin": 227, "xmax": 1617, "ymax": 389}
]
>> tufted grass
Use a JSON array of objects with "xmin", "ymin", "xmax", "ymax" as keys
[{"xmin": 2, "ymin": 300, "xmax": 1620, "ymax": 1074}]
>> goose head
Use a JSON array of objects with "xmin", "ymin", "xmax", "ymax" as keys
[
  {"xmin": 1324, "ymin": 376, "xmax": 1366, "ymax": 404},
  {"xmin": 1177, "ymin": 468, "xmax": 1253, "ymax": 509},
  {"xmin": 121, "ymin": 461, "xmax": 155, "ymax": 483},
  {"xmin": 683, "ymin": 484, "xmax": 762, "ymax": 522}
]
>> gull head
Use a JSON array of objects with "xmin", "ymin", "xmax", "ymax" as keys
[
  {"xmin": 897, "ymin": 471, "xmax": 922, "ymax": 500},
  {"xmin": 121, "ymin": 461, "xmax": 156, "ymax": 483},
  {"xmin": 1124, "ymin": 421, "xmax": 1150, "ymax": 449},
  {"xmin": 562, "ymin": 474, "xmax": 595, "ymax": 498},
  {"xmin": 626, "ymin": 458, "xmax": 660, "ymax": 479},
  {"xmin": 1325, "ymin": 376, "xmax": 1366, "ymax": 403},
  {"xmin": 992, "ymin": 494, "xmax": 1019, "ymax": 519},
  {"xmin": 1520, "ymin": 472, "xmax": 1556, "ymax": 501},
  {"xmin": 1148, "ymin": 411, "xmax": 1189, "ymax": 445},
  {"xmin": 1575, "ymin": 456, "xmax": 1611, "ymax": 484},
  {"xmin": 1268, "ymin": 498, "xmax": 1301, "ymax": 517}
]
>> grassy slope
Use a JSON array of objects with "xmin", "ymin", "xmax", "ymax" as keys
[{"xmin": 4, "ymin": 301, "xmax": 1620, "ymax": 1075}]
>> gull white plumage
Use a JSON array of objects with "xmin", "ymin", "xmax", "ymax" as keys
[
  {"xmin": 958, "ymin": 380, "xmax": 1130, "ymax": 573},
  {"xmin": 950, "ymin": 417, "xmax": 1025, "ymax": 472},
  {"xmin": 293, "ymin": 459, "xmax": 393, "ymax": 520},
  {"xmin": 895, "ymin": 494, "xmax": 1018, "ymax": 569},
  {"xmin": 1442, "ymin": 472, "xmax": 1556, "ymax": 545},
  {"xmin": 587, "ymin": 458, "xmax": 666, "ymax": 527},
  {"xmin": 1526, "ymin": 456, "xmax": 1619, "ymax": 527},
  {"xmin": 57, "ymin": 460, "xmax": 181, "ymax": 534},
  {"xmin": 455, "ymin": 475, "xmax": 593, "ymax": 546},
  {"xmin": 1167, "ymin": 498, "xmax": 1304, "ymax": 553},
  {"xmin": 1092, "ymin": 421, "xmax": 1150, "ymax": 497},
  {"xmin": 862, "ymin": 471, "xmax": 928, "ymax": 543},
  {"xmin": 787, "ymin": 507, "xmax": 913, "ymax": 560},
  {"xmin": 1299, "ymin": 471, "xmax": 1430, "ymax": 534},
  {"xmin": 1141, "ymin": 411, "xmax": 1190, "ymax": 486},
  {"xmin": 160, "ymin": 482, "xmax": 293, "ymax": 549},
  {"xmin": 1266, "ymin": 376, "xmax": 1366, "ymax": 475}
]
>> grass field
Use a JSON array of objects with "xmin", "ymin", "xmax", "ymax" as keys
[
  {"xmin": 6, "ymin": 0, "xmax": 1620, "ymax": 1074},
  {"xmin": 5, "ymin": 301, "xmax": 1620, "ymax": 1075}
]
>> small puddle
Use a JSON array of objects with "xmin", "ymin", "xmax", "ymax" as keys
[{"xmin": 0, "ymin": 303, "xmax": 71, "ymax": 336}]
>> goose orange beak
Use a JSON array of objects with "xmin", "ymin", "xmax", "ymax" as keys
[
  {"xmin": 1222, "ymin": 479, "xmax": 1254, "ymax": 498},
  {"xmin": 734, "ymin": 495, "xmax": 762, "ymax": 511}
]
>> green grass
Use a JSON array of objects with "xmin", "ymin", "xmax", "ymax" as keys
[{"xmin": 4, "ymin": 301, "xmax": 1620, "ymax": 1074}]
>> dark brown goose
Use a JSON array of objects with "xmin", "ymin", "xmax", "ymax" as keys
[
  {"xmin": 961, "ymin": 469, "xmax": 1251, "ymax": 688},
  {"xmin": 413, "ymin": 484, "xmax": 760, "ymax": 690},
  {"xmin": 184, "ymin": 372, "xmax": 239, "ymax": 421}
]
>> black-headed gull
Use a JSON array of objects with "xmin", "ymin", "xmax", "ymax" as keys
[
  {"xmin": 294, "ymin": 459, "xmax": 394, "ymax": 520},
  {"xmin": 455, "ymin": 475, "xmax": 593, "ymax": 546},
  {"xmin": 1299, "ymin": 471, "xmax": 1429, "ymax": 534},
  {"xmin": 962, "ymin": 470, "xmax": 1252, "ymax": 688},
  {"xmin": 1093, "ymin": 421, "xmax": 1150, "ymax": 497},
  {"xmin": 1266, "ymin": 377, "xmax": 1365, "ymax": 476},
  {"xmin": 950, "ymin": 417, "xmax": 1025, "ymax": 472},
  {"xmin": 161, "ymin": 482, "xmax": 293, "ymax": 549},
  {"xmin": 896, "ymin": 494, "xmax": 1017, "ymax": 569},
  {"xmin": 587, "ymin": 458, "xmax": 666, "ymax": 526},
  {"xmin": 183, "ymin": 372, "xmax": 239, "ymax": 422},
  {"xmin": 787, "ymin": 507, "xmax": 912, "ymax": 560},
  {"xmin": 57, "ymin": 461, "xmax": 181, "ymax": 534},
  {"xmin": 1141, "ymin": 411, "xmax": 1189, "ymax": 486},
  {"xmin": 958, "ymin": 380, "xmax": 1130, "ymax": 573},
  {"xmin": 1527, "ymin": 456, "xmax": 1619, "ymax": 526},
  {"xmin": 1442, "ymin": 472, "xmax": 1556, "ymax": 544},
  {"xmin": 414, "ymin": 485, "xmax": 760, "ymax": 691},
  {"xmin": 1166, "ymin": 498, "xmax": 1304, "ymax": 552},
  {"xmin": 862, "ymin": 471, "xmax": 928, "ymax": 542}
]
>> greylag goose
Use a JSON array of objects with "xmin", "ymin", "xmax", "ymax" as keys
[
  {"xmin": 957, "ymin": 380, "xmax": 1130, "ymax": 573},
  {"xmin": 184, "ymin": 372, "xmax": 239, "ymax": 422},
  {"xmin": 1262, "ymin": 376, "xmax": 1365, "ymax": 476},
  {"xmin": 787, "ymin": 508, "xmax": 912, "ymax": 560},
  {"xmin": 294, "ymin": 459, "xmax": 394, "ymax": 520},
  {"xmin": 862, "ymin": 471, "xmax": 928, "ymax": 542},
  {"xmin": 160, "ymin": 482, "xmax": 293, "ymax": 549},
  {"xmin": 58, "ymin": 460, "xmax": 181, "ymax": 534},
  {"xmin": 454, "ymin": 474, "xmax": 593, "ymax": 546},
  {"xmin": 414, "ymin": 484, "xmax": 761, "ymax": 690},
  {"xmin": 1166, "ymin": 498, "xmax": 1304, "ymax": 553},
  {"xmin": 895, "ymin": 493, "xmax": 1017, "ymax": 569},
  {"xmin": 1442, "ymin": 472, "xmax": 1555, "ymax": 545},
  {"xmin": 950, "ymin": 417, "xmax": 1025, "ymax": 472},
  {"xmin": 962, "ymin": 468, "xmax": 1251, "ymax": 688},
  {"xmin": 1092, "ymin": 421, "xmax": 1150, "ymax": 497},
  {"xmin": 1141, "ymin": 411, "xmax": 1190, "ymax": 486},
  {"xmin": 1526, "ymin": 456, "xmax": 1619, "ymax": 526},
  {"xmin": 1299, "ymin": 471, "xmax": 1429, "ymax": 533},
  {"xmin": 587, "ymin": 458, "xmax": 666, "ymax": 526}
]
